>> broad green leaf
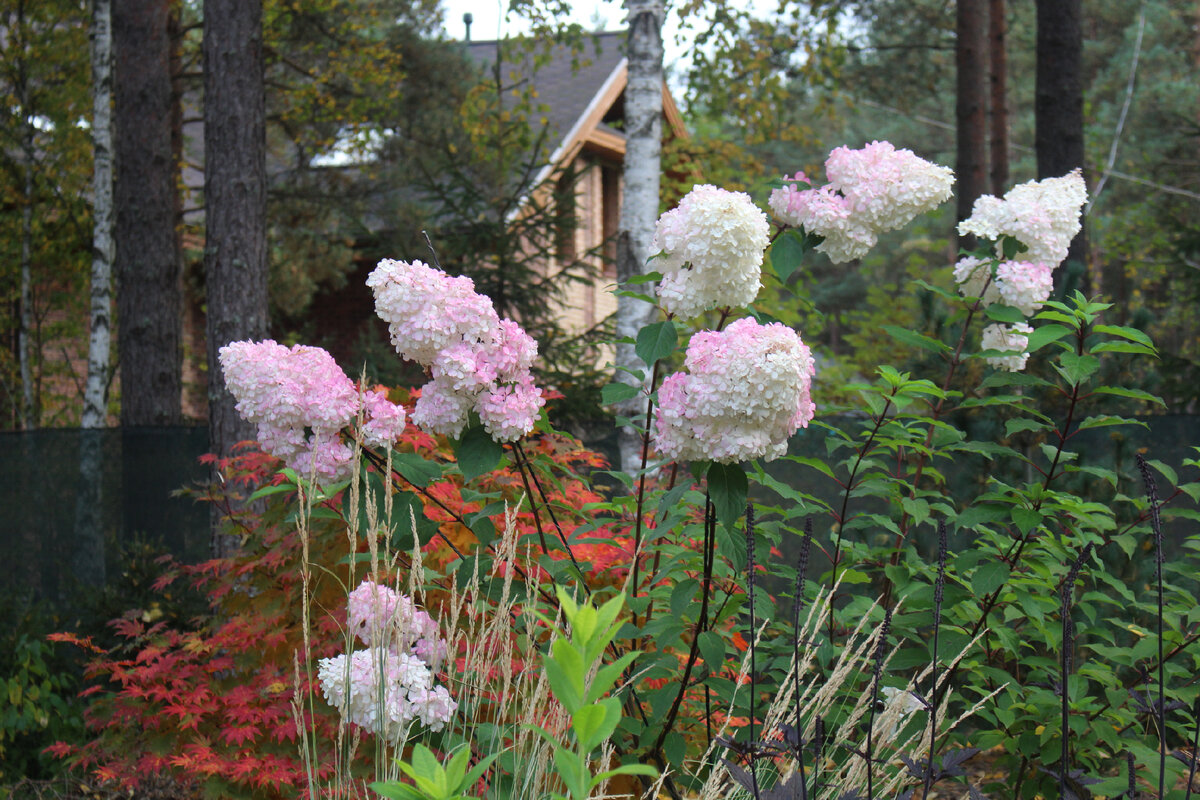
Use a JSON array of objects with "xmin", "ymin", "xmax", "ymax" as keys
[
  {"xmin": 626, "ymin": 270, "xmax": 663, "ymax": 285},
  {"xmin": 601, "ymin": 381, "xmax": 640, "ymax": 405},
  {"xmin": 985, "ymin": 304, "xmax": 1027, "ymax": 324},
  {"xmin": 1093, "ymin": 323, "xmax": 1154, "ymax": 347},
  {"xmin": 768, "ymin": 229, "xmax": 806, "ymax": 282},
  {"xmin": 1012, "ymin": 507, "xmax": 1043, "ymax": 535},
  {"xmin": 706, "ymin": 462, "xmax": 748, "ymax": 531},
  {"xmin": 1090, "ymin": 386, "xmax": 1165, "ymax": 406},
  {"xmin": 1006, "ymin": 418, "xmax": 1049, "ymax": 437},
  {"xmin": 635, "ymin": 321, "xmax": 678, "ymax": 365},
  {"xmin": 1076, "ymin": 415, "xmax": 1145, "ymax": 431},
  {"xmin": 1054, "ymin": 352, "xmax": 1100, "ymax": 387},
  {"xmin": 1025, "ymin": 323, "xmax": 1073, "ymax": 354},
  {"xmin": 697, "ymin": 631, "xmax": 725, "ymax": 671},
  {"xmin": 1090, "ymin": 340, "xmax": 1157, "ymax": 356},
  {"xmin": 391, "ymin": 452, "xmax": 444, "ymax": 488},
  {"xmin": 248, "ymin": 482, "xmax": 297, "ymax": 501},
  {"xmin": 972, "ymin": 562, "xmax": 1010, "ymax": 597},
  {"xmin": 881, "ymin": 325, "xmax": 951, "ymax": 355},
  {"xmin": 454, "ymin": 423, "xmax": 503, "ymax": 483}
]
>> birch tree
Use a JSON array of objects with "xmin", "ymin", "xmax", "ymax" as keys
[
  {"xmin": 83, "ymin": 0, "xmax": 114, "ymax": 430},
  {"xmin": 615, "ymin": 0, "xmax": 664, "ymax": 475}
]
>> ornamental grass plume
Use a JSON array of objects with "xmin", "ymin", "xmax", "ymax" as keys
[
  {"xmin": 651, "ymin": 184, "xmax": 770, "ymax": 319},
  {"xmin": 769, "ymin": 141, "xmax": 954, "ymax": 263},
  {"xmin": 654, "ymin": 317, "xmax": 816, "ymax": 463},
  {"xmin": 367, "ymin": 258, "xmax": 544, "ymax": 441}
]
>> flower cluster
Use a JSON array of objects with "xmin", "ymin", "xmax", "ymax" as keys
[
  {"xmin": 957, "ymin": 169, "xmax": 1087, "ymax": 266},
  {"xmin": 953, "ymin": 256, "xmax": 1054, "ymax": 317},
  {"xmin": 317, "ymin": 580, "xmax": 455, "ymax": 739},
  {"xmin": 655, "ymin": 317, "xmax": 816, "ymax": 464},
  {"xmin": 980, "ymin": 322, "xmax": 1034, "ymax": 372},
  {"xmin": 368, "ymin": 259, "xmax": 544, "ymax": 441},
  {"xmin": 219, "ymin": 340, "xmax": 407, "ymax": 481},
  {"xmin": 769, "ymin": 141, "xmax": 954, "ymax": 263},
  {"xmin": 652, "ymin": 185, "xmax": 770, "ymax": 318}
]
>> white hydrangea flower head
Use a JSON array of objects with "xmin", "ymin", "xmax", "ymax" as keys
[
  {"xmin": 652, "ymin": 184, "xmax": 769, "ymax": 317},
  {"xmin": 980, "ymin": 322, "xmax": 1034, "ymax": 372},
  {"xmin": 655, "ymin": 317, "xmax": 816, "ymax": 464},
  {"xmin": 957, "ymin": 169, "xmax": 1087, "ymax": 266},
  {"xmin": 994, "ymin": 261, "xmax": 1053, "ymax": 316}
]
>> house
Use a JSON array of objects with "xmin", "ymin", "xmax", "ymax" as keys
[{"xmin": 306, "ymin": 31, "xmax": 689, "ymax": 375}]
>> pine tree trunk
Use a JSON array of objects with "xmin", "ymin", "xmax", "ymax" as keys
[
  {"xmin": 204, "ymin": 0, "xmax": 267, "ymax": 556},
  {"xmin": 615, "ymin": 0, "xmax": 663, "ymax": 476},
  {"xmin": 956, "ymin": 0, "xmax": 988, "ymax": 251},
  {"xmin": 988, "ymin": 0, "xmax": 1009, "ymax": 195},
  {"xmin": 114, "ymin": 0, "xmax": 181, "ymax": 426},
  {"xmin": 1036, "ymin": 0, "xmax": 1087, "ymax": 292}
]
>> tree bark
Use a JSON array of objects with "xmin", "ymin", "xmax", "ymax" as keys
[
  {"xmin": 988, "ymin": 0, "xmax": 1009, "ymax": 195},
  {"xmin": 956, "ymin": 0, "xmax": 988, "ymax": 251},
  {"xmin": 1036, "ymin": 0, "xmax": 1087, "ymax": 292},
  {"xmin": 84, "ymin": 0, "xmax": 115, "ymax": 430},
  {"xmin": 204, "ymin": 0, "xmax": 267, "ymax": 555},
  {"xmin": 114, "ymin": 0, "xmax": 181, "ymax": 426},
  {"xmin": 615, "ymin": 0, "xmax": 664, "ymax": 476}
]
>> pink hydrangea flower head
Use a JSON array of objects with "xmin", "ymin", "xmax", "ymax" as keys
[
  {"xmin": 367, "ymin": 258, "xmax": 501, "ymax": 366},
  {"xmin": 218, "ymin": 340, "xmax": 361, "ymax": 481},
  {"xmin": 477, "ymin": 374, "xmax": 545, "ymax": 442},
  {"xmin": 347, "ymin": 580, "xmax": 402, "ymax": 646},
  {"xmin": 770, "ymin": 142, "xmax": 953, "ymax": 264},
  {"xmin": 654, "ymin": 317, "xmax": 816, "ymax": 463},
  {"xmin": 317, "ymin": 648, "xmax": 443, "ymax": 741},
  {"xmin": 361, "ymin": 389, "xmax": 407, "ymax": 449},
  {"xmin": 957, "ymin": 169, "xmax": 1087, "ymax": 266},
  {"xmin": 411, "ymin": 377, "xmax": 474, "ymax": 439},
  {"xmin": 651, "ymin": 184, "xmax": 769, "ymax": 317},
  {"xmin": 981, "ymin": 322, "xmax": 1033, "ymax": 372},
  {"xmin": 994, "ymin": 260, "xmax": 1053, "ymax": 316}
]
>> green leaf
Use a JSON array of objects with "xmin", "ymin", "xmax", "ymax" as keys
[
  {"xmin": 1090, "ymin": 341, "xmax": 1157, "ymax": 356},
  {"xmin": 635, "ymin": 321, "xmax": 678, "ymax": 365},
  {"xmin": 1090, "ymin": 386, "xmax": 1165, "ymax": 406},
  {"xmin": 391, "ymin": 452, "xmax": 444, "ymax": 488},
  {"xmin": 1012, "ymin": 507, "xmax": 1043, "ymax": 535},
  {"xmin": 1025, "ymin": 323, "xmax": 1073, "ymax": 354},
  {"xmin": 572, "ymin": 704, "xmax": 608, "ymax": 751},
  {"xmin": 454, "ymin": 423, "xmax": 503, "ymax": 483},
  {"xmin": 1054, "ymin": 352, "xmax": 1100, "ymax": 386},
  {"xmin": 697, "ymin": 631, "xmax": 725, "ymax": 671},
  {"xmin": 1006, "ymin": 418, "xmax": 1049, "ymax": 437},
  {"xmin": 985, "ymin": 304, "xmax": 1027, "ymax": 324},
  {"xmin": 601, "ymin": 381, "xmax": 640, "ymax": 405},
  {"xmin": 768, "ymin": 230, "xmax": 807, "ymax": 282},
  {"xmin": 881, "ymin": 325, "xmax": 951, "ymax": 355},
  {"xmin": 1093, "ymin": 323, "xmax": 1154, "ymax": 348},
  {"xmin": 627, "ymin": 270, "xmax": 663, "ymax": 285},
  {"xmin": 706, "ymin": 462, "xmax": 748, "ymax": 531},
  {"xmin": 1076, "ymin": 415, "xmax": 1145, "ymax": 432},
  {"xmin": 247, "ymin": 482, "xmax": 297, "ymax": 501},
  {"xmin": 663, "ymin": 731, "xmax": 686, "ymax": 766},
  {"xmin": 972, "ymin": 562, "xmax": 1010, "ymax": 597}
]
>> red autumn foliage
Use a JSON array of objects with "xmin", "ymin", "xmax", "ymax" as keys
[{"xmin": 49, "ymin": 417, "xmax": 634, "ymax": 799}]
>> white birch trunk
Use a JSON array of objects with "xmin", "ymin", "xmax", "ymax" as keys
[
  {"xmin": 83, "ymin": 0, "xmax": 115, "ymax": 430},
  {"xmin": 19, "ymin": 129, "xmax": 33, "ymax": 430},
  {"xmin": 74, "ymin": 0, "xmax": 116, "ymax": 590},
  {"xmin": 615, "ymin": 0, "xmax": 663, "ymax": 475}
]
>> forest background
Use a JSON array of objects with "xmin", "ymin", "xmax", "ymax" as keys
[{"xmin": 1, "ymin": 0, "xmax": 1197, "ymax": 436}]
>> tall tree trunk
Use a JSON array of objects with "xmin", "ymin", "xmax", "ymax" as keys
[
  {"xmin": 988, "ymin": 0, "xmax": 1009, "ymax": 195},
  {"xmin": 75, "ymin": 0, "xmax": 117, "ymax": 591},
  {"xmin": 956, "ymin": 0, "xmax": 988, "ymax": 252},
  {"xmin": 1036, "ymin": 0, "xmax": 1087, "ymax": 293},
  {"xmin": 204, "ymin": 0, "xmax": 267, "ymax": 556},
  {"xmin": 19, "ymin": 124, "xmax": 33, "ymax": 429},
  {"xmin": 615, "ymin": 0, "xmax": 663, "ymax": 475},
  {"xmin": 114, "ymin": 0, "xmax": 181, "ymax": 426},
  {"xmin": 84, "ymin": 0, "xmax": 115, "ymax": 429}
]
